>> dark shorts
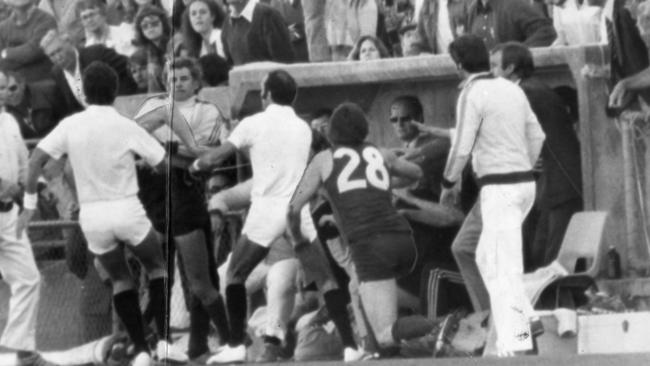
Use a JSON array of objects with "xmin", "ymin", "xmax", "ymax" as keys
[
  {"xmin": 349, "ymin": 231, "xmax": 417, "ymax": 282},
  {"xmin": 137, "ymin": 167, "xmax": 209, "ymax": 236}
]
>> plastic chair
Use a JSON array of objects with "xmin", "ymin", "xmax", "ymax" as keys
[{"xmin": 533, "ymin": 211, "xmax": 608, "ymax": 309}]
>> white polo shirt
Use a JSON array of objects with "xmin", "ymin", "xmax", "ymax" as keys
[
  {"xmin": 38, "ymin": 105, "xmax": 165, "ymax": 204},
  {"xmin": 228, "ymin": 103, "xmax": 312, "ymax": 201}
]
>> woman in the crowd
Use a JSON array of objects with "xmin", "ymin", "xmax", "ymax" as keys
[
  {"xmin": 288, "ymin": 103, "xmax": 447, "ymax": 356},
  {"xmin": 180, "ymin": 0, "xmax": 227, "ymax": 58},
  {"xmin": 347, "ymin": 35, "xmax": 391, "ymax": 61},
  {"xmin": 107, "ymin": 0, "xmax": 165, "ymax": 25},
  {"xmin": 133, "ymin": 4, "xmax": 172, "ymax": 92}
]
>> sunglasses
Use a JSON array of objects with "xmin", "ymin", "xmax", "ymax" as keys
[
  {"xmin": 7, "ymin": 85, "xmax": 18, "ymax": 92},
  {"xmin": 390, "ymin": 116, "xmax": 412, "ymax": 123},
  {"xmin": 140, "ymin": 19, "xmax": 161, "ymax": 30}
]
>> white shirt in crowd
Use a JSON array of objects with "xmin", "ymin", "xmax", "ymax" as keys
[
  {"xmin": 0, "ymin": 111, "xmax": 28, "ymax": 202},
  {"xmin": 37, "ymin": 105, "xmax": 165, "ymax": 204},
  {"xmin": 227, "ymin": 103, "xmax": 312, "ymax": 201},
  {"xmin": 551, "ymin": 0, "xmax": 602, "ymax": 46},
  {"xmin": 62, "ymin": 50, "xmax": 88, "ymax": 108},
  {"xmin": 444, "ymin": 73, "xmax": 546, "ymax": 183},
  {"xmin": 200, "ymin": 28, "xmax": 225, "ymax": 58},
  {"xmin": 135, "ymin": 95, "xmax": 226, "ymax": 147},
  {"xmin": 85, "ymin": 24, "xmax": 136, "ymax": 57}
]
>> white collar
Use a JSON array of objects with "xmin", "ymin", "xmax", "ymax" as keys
[{"xmin": 238, "ymin": 0, "xmax": 257, "ymax": 22}]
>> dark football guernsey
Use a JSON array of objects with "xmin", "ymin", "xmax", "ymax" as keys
[{"xmin": 323, "ymin": 143, "xmax": 410, "ymax": 243}]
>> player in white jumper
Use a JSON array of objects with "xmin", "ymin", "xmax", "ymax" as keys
[{"xmin": 17, "ymin": 62, "xmax": 169, "ymax": 366}]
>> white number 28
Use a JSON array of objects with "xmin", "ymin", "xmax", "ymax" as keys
[{"xmin": 334, "ymin": 146, "xmax": 389, "ymax": 193}]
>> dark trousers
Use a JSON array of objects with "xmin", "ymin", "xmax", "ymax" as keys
[{"xmin": 526, "ymin": 198, "xmax": 583, "ymax": 272}]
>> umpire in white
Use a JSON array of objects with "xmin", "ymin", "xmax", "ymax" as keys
[{"xmin": 0, "ymin": 68, "xmax": 41, "ymax": 353}]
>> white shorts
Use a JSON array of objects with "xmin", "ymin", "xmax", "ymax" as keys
[
  {"xmin": 242, "ymin": 197, "xmax": 317, "ymax": 247},
  {"xmin": 79, "ymin": 197, "xmax": 152, "ymax": 255}
]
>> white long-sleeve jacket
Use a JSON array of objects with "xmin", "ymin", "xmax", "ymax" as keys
[{"xmin": 443, "ymin": 72, "xmax": 546, "ymax": 187}]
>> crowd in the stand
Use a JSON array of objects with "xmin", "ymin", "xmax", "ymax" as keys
[{"xmin": 0, "ymin": 0, "xmax": 649, "ymax": 366}]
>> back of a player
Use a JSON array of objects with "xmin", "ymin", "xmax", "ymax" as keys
[
  {"xmin": 37, "ymin": 105, "xmax": 165, "ymax": 255},
  {"xmin": 323, "ymin": 143, "xmax": 414, "ymax": 281}
]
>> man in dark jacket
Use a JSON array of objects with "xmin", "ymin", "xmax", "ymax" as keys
[
  {"xmin": 491, "ymin": 42, "xmax": 583, "ymax": 269},
  {"xmin": 467, "ymin": 0, "xmax": 556, "ymax": 50},
  {"xmin": 221, "ymin": 0, "xmax": 294, "ymax": 66},
  {"xmin": 39, "ymin": 29, "xmax": 137, "ymax": 118},
  {"xmin": 4, "ymin": 70, "xmax": 64, "ymax": 139}
]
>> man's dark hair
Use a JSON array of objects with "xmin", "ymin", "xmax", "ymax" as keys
[
  {"xmin": 198, "ymin": 54, "xmax": 230, "ymax": 86},
  {"xmin": 328, "ymin": 102, "xmax": 369, "ymax": 146},
  {"xmin": 391, "ymin": 95, "xmax": 423, "ymax": 121},
  {"xmin": 493, "ymin": 42, "xmax": 535, "ymax": 79},
  {"xmin": 75, "ymin": 0, "xmax": 107, "ymax": 18},
  {"xmin": 83, "ymin": 61, "xmax": 118, "ymax": 105},
  {"xmin": 171, "ymin": 56, "xmax": 202, "ymax": 84},
  {"xmin": 263, "ymin": 70, "xmax": 297, "ymax": 106},
  {"xmin": 448, "ymin": 35, "xmax": 490, "ymax": 73}
]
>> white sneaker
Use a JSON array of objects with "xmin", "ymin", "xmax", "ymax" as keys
[
  {"xmin": 206, "ymin": 345, "xmax": 246, "ymax": 364},
  {"xmin": 131, "ymin": 352, "xmax": 153, "ymax": 366},
  {"xmin": 343, "ymin": 347, "xmax": 375, "ymax": 362},
  {"xmin": 156, "ymin": 340, "xmax": 188, "ymax": 363}
]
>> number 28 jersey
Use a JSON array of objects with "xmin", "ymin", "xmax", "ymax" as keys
[{"xmin": 323, "ymin": 143, "xmax": 411, "ymax": 243}]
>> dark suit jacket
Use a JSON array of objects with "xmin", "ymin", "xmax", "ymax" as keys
[
  {"xmin": 6, "ymin": 79, "xmax": 65, "ymax": 139},
  {"xmin": 466, "ymin": 0, "xmax": 556, "ymax": 47},
  {"xmin": 51, "ymin": 44, "xmax": 138, "ymax": 118},
  {"xmin": 520, "ymin": 77, "xmax": 582, "ymax": 208}
]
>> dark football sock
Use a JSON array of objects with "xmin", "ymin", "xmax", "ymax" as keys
[
  {"xmin": 113, "ymin": 289, "xmax": 148, "ymax": 354},
  {"xmin": 323, "ymin": 289, "xmax": 357, "ymax": 349},
  {"xmin": 187, "ymin": 296, "xmax": 210, "ymax": 358},
  {"xmin": 226, "ymin": 284, "xmax": 247, "ymax": 346},
  {"xmin": 147, "ymin": 277, "xmax": 169, "ymax": 341},
  {"xmin": 204, "ymin": 294, "xmax": 231, "ymax": 346}
]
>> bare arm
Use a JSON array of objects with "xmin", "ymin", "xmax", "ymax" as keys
[
  {"xmin": 191, "ymin": 141, "xmax": 238, "ymax": 172},
  {"xmin": 392, "ymin": 188, "xmax": 465, "ymax": 227},
  {"xmin": 287, "ymin": 151, "xmax": 329, "ymax": 244},
  {"xmin": 609, "ymin": 67, "xmax": 650, "ymax": 107},
  {"xmin": 16, "ymin": 148, "xmax": 53, "ymax": 238}
]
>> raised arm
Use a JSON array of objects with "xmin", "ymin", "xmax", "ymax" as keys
[{"xmin": 382, "ymin": 148, "xmax": 422, "ymax": 183}]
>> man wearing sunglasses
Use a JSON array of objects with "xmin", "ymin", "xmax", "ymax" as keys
[
  {"xmin": 3, "ymin": 70, "xmax": 64, "ymax": 139},
  {"xmin": 388, "ymin": 95, "xmax": 467, "ymax": 308}
]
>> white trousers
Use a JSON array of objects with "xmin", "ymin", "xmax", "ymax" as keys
[
  {"xmin": 0, "ymin": 206, "xmax": 41, "ymax": 350},
  {"xmin": 476, "ymin": 182, "xmax": 535, "ymax": 353}
]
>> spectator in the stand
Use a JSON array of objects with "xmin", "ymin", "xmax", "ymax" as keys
[
  {"xmin": 0, "ymin": 0, "xmax": 57, "ymax": 82},
  {"xmin": 198, "ymin": 53, "xmax": 230, "ymax": 86},
  {"xmin": 128, "ymin": 48, "xmax": 149, "ymax": 93},
  {"xmin": 133, "ymin": 4, "xmax": 171, "ymax": 92},
  {"xmin": 39, "ymin": 0, "xmax": 86, "ymax": 47},
  {"xmin": 181, "ymin": 0, "xmax": 227, "ymax": 59},
  {"xmin": 106, "ymin": 0, "xmax": 164, "ymax": 26},
  {"xmin": 4, "ymin": 70, "xmax": 65, "ymax": 139},
  {"xmin": 399, "ymin": 23, "xmax": 427, "ymax": 56},
  {"xmin": 547, "ymin": 0, "xmax": 602, "ymax": 46},
  {"xmin": 221, "ymin": 0, "xmax": 294, "ymax": 66},
  {"xmin": 490, "ymin": 42, "xmax": 583, "ymax": 270},
  {"xmin": 300, "ymin": 0, "xmax": 330, "ymax": 62},
  {"xmin": 40, "ymin": 30, "xmax": 138, "ymax": 118},
  {"xmin": 415, "ymin": 0, "xmax": 471, "ymax": 54},
  {"xmin": 76, "ymin": 0, "xmax": 136, "ymax": 56},
  {"xmin": 346, "ymin": 0, "xmax": 379, "ymax": 45},
  {"xmin": 466, "ymin": 0, "xmax": 557, "ymax": 50},
  {"xmin": 347, "ymin": 35, "xmax": 390, "ymax": 61}
]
